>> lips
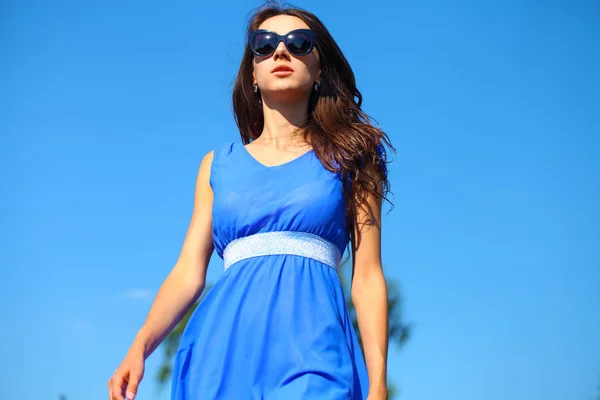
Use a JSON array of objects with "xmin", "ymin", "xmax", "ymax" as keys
[{"xmin": 271, "ymin": 65, "xmax": 294, "ymax": 73}]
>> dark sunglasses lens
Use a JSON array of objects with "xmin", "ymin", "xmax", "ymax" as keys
[
  {"xmin": 286, "ymin": 31, "xmax": 313, "ymax": 55},
  {"xmin": 252, "ymin": 32, "xmax": 277, "ymax": 55}
]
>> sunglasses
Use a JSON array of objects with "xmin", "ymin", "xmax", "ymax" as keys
[{"xmin": 248, "ymin": 29, "xmax": 317, "ymax": 57}]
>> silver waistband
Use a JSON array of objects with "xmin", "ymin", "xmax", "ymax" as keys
[{"xmin": 223, "ymin": 231, "xmax": 342, "ymax": 271}]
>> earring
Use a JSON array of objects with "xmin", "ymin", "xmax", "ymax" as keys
[
  {"xmin": 314, "ymin": 82, "xmax": 320, "ymax": 91},
  {"xmin": 253, "ymin": 83, "xmax": 261, "ymax": 104}
]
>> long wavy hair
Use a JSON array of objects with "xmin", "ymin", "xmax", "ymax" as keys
[{"xmin": 232, "ymin": 1, "xmax": 395, "ymax": 275}]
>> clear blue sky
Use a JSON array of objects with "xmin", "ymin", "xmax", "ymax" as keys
[{"xmin": 1, "ymin": 0, "xmax": 599, "ymax": 399}]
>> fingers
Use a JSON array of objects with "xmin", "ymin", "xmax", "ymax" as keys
[
  {"xmin": 108, "ymin": 368, "xmax": 143, "ymax": 400},
  {"xmin": 126, "ymin": 362, "xmax": 145, "ymax": 400},
  {"xmin": 108, "ymin": 370, "xmax": 126, "ymax": 400},
  {"xmin": 125, "ymin": 375, "xmax": 139, "ymax": 399}
]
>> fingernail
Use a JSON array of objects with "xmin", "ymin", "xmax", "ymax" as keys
[{"xmin": 126, "ymin": 392, "xmax": 135, "ymax": 400}]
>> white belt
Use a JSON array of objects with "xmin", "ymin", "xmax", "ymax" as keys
[{"xmin": 223, "ymin": 231, "xmax": 341, "ymax": 271}]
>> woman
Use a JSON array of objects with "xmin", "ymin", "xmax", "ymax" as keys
[{"xmin": 108, "ymin": 3, "xmax": 393, "ymax": 399}]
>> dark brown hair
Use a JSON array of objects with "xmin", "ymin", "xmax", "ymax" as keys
[{"xmin": 232, "ymin": 1, "xmax": 395, "ymax": 275}]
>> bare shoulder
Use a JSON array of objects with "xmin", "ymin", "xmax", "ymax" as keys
[
  {"xmin": 200, "ymin": 150, "xmax": 215, "ymax": 170},
  {"xmin": 204, "ymin": 149, "xmax": 215, "ymax": 161},
  {"xmin": 196, "ymin": 150, "xmax": 215, "ymax": 188}
]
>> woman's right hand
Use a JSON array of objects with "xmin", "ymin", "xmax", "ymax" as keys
[
  {"xmin": 108, "ymin": 351, "xmax": 145, "ymax": 400},
  {"xmin": 107, "ymin": 151, "xmax": 215, "ymax": 399}
]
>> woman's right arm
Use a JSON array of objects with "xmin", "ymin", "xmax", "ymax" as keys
[{"xmin": 108, "ymin": 150, "xmax": 215, "ymax": 400}]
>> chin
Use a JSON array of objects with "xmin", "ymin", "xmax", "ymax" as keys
[
  {"xmin": 270, "ymin": 81, "xmax": 311, "ymax": 93},
  {"xmin": 267, "ymin": 89, "xmax": 308, "ymax": 104}
]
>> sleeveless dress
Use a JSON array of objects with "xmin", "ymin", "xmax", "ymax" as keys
[{"xmin": 170, "ymin": 142, "xmax": 370, "ymax": 399}]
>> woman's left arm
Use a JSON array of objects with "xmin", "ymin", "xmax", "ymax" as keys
[{"xmin": 351, "ymin": 171, "xmax": 389, "ymax": 400}]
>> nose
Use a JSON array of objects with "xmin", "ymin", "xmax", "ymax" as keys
[{"xmin": 273, "ymin": 40, "xmax": 290, "ymax": 60}]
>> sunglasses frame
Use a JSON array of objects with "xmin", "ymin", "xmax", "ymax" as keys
[{"xmin": 248, "ymin": 28, "xmax": 317, "ymax": 57}]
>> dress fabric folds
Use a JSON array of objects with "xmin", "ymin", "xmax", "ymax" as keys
[{"xmin": 170, "ymin": 142, "xmax": 370, "ymax": 399}]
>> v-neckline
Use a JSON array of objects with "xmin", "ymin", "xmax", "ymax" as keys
[{"xmin": 240, "ymin": 143, "xmax": 314, "ymax": 169}]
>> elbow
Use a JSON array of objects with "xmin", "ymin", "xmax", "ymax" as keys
[
  {"xmin": 350, "ymin": 263, "xmax": 387, "ymax": 304},
  {"xmin": 173, "ymin": 259, "xmax": 208, "ymax": 300},
  {"xmin": 185, "ymin": 266, "xmax": 208, "ymax": 299}
]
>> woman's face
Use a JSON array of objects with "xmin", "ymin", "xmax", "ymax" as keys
[{"xmin": 252, "ymin": 15, "xmax": 321, "ymax": 102}]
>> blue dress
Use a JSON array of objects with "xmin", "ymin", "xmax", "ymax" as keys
[{"xmin": 170, "ymin": 142, "xmax": 370, "ymax": 399}]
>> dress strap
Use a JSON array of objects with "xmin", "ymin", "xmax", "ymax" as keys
[
  {"xmin": 209, "ymin": 141, "xmax": 234, "ymax": 190},
  {"xmin": 223, "ymin": 231, "xmax": 341, "ymax": 271}
]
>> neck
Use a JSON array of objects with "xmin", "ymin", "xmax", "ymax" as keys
[{"xmin": 258, "ymin": 94, "xmax": 311, "ymax": 148}]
